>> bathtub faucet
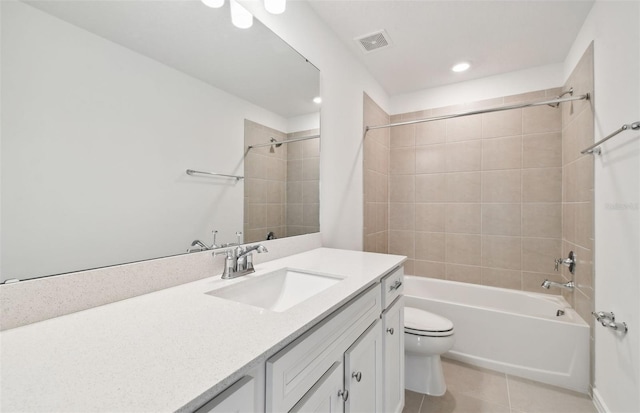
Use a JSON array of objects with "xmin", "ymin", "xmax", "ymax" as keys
[{"xmin": 541, "ymin": 279, "xmax": 575, "ymax": 290}]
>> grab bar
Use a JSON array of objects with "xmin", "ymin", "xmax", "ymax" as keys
[
  {"xmin": 186, "ymin": 169, "xmax": 244, "ymax": 181},
  {"xmin": 581, "ymin": 121, "xmax": 640, "ymax": 155}
]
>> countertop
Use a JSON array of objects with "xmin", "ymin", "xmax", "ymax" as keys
[{"xmin": 0, "ymin": 248, "xmax": 405, "ymax": 412}]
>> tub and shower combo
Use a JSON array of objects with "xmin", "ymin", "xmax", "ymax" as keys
[{"xmin": 404, "ymin": 275, "xmax": 590, "ymax": 393}]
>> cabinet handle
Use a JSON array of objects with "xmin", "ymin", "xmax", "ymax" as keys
[
  {"xmin": 338, "ymin": 389, "xmax": 349, "ymax": 402},
  {"xmin": 386, "ymin": 327, "xmax": 394, "ymax": 335},
  {"xmin": 389, "ymin": 280, "xmax": 403, "ymax": 291},
  {"xmin": 352, "ymin": 371, "xmax": 362, "ymax": 382}
]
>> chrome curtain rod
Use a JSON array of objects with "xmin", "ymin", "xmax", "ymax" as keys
[
  {"xmin": 248, "ymin": 135, "xmax": 319, "ymax": 149},
  {"xmin": 186, "ymin": 169, "xmax": 244, "ymax": 181},
  {"xmin": 581, "ymin": 121, "xmax": 640, "ymax": 155},
  {"xmin": 365, "ymin": 93, "xmax": 590, "ymax": 133}
]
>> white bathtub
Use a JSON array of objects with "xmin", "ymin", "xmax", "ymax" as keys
[{"xmin": 404, "ymin": 276, "xmax": 590, "ymax": 393}]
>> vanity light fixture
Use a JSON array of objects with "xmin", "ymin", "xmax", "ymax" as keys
[
  {"xmin": 201, "ymin": 0, "xmax": 224, "ymax": 8},
  {"xmin": 452, "ymin": 62, "xmax": 471, "ymax": 72},
  {"xmin": 264, "ymin": 0, "xmax": 286, "ymax": 14},
  {"xmin": 230, "ymin": 0, "xmax": 253, "ymax": 29},
  {"xmin": 313, "ymin": 96, "xmax": 322, "ymax": 104}
]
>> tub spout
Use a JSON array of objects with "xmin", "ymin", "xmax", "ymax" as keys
[{"xmin": 541, "ymin": 279, "xmax": 575, "ymax": 290}]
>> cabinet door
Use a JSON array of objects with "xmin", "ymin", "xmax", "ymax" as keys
[
  {"xmin": 383, "ymin": 296, "xmax": 404, "ymax": 413},
  {"xmin": 291, "ymin": 362, "xmax": 344, "ymax": 413},
  {"xmin": 344, "ymin": 320, "xmax": 383, "ymax": 413},
  {"xmin": 195, "ymin": 376, "xmax": 255, "ymax": 413}
]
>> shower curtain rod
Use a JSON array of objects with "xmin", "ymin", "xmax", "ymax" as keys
[
  {"xmin": 365, "ymin": 93, "xmax": 590, "ymax": 133},
  {"xmin": 248, "ymin": 134, "xmax": 319, "ymax": 149}
]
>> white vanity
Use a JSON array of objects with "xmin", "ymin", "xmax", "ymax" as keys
[{"xmin": 0, "ymin": 248, "xmax": 405, "ymax": 412}]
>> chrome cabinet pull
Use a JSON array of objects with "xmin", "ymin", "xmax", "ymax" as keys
[
  {"xmin": 338, "ymin": 389, "xmax": 349, "ymax": 401},
  {"xmin": 386, "ymin": 327, "xmax": 394, "ymax": 335},
  {"xmin": 389, "ymin": 280, "xmax": 403, "ymax": 291},
  {"xmin": 352, "ymin": 371, "xmax": 362, "ymax": 382}
]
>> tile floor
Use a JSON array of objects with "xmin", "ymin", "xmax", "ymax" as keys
[{"xmin": 402, "ymin": 358, "xmax": 597, "ymax": 413}]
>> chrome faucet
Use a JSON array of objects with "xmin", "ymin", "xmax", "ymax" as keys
[
  {"xmin": 541, "ymin": 279, "xmax": 575, "ymax": 290},
  {"xmin": 214, "ymin": 244, "xmax": 268, "ymax": 279},
  {"xmin": 187, "ymin": 230, "xmax": 219, "ymax": 253}
]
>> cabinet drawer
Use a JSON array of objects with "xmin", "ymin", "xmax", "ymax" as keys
[
  {"xmin": 381, "ymin": 267, "xmax": 403, "ymax": 310},
  {"xmin": 267, "ymin": 285, "xmax": 381, "ymax": 413}
]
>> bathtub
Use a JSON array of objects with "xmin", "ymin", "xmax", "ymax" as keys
[{"xmin": 404, "ymin": 275, "xmax": 590, "ymax": 393}]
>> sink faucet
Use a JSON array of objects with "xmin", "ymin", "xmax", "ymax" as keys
[
  {"xmin": 187, "ymin": 230, "xmax": 219, "ymax": 253},
  {"xmin": 214, "ymin": 244, "xmax": 268, "ymax": 279}
]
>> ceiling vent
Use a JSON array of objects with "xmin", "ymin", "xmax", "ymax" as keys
[{"xmin": 355, "ymin": 30, "xmax": 392, "ymax": 54}]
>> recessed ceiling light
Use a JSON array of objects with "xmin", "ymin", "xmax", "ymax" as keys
[
  {"xmin": 313, "ymin": 96, "xmax": 322, "ymax": 104},
  {"xmin": 452, "ymin": 62, "xmax": 471, "ymax": 72}
]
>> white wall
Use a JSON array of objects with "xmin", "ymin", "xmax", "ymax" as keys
[
  {"xmin": 240, "ymin": 0, "xmax": 390, "ymax": 251},
  {"xmin": 0, "ymin": 1, "xmax": 289, "ymax": 280},
  {"xmin": 564, "ymin": 1, "xmax": 640, "ymax": 412},
  {"xmin": 390, "ymin": 63, "xmax": 564, "ymax": 115}
]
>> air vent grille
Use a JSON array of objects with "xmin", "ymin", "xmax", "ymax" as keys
[{"xmin": 355, "ymin": 30, "xmax": 392, "ymax": 54}]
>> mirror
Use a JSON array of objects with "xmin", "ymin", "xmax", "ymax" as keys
[{"xmin": 0, "ymin": 0, "xmax": 320, "ymax": 282}]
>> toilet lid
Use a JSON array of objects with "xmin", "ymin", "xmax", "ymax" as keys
[{"xmin": 404, "ymin": 307, "xmax": 454, "ymax": 337}]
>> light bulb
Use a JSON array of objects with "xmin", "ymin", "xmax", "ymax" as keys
[
  {"xmin": 201, "ymin": 0, "xmax": 224, "ymax": 8},
  {"xmin": 230, "ymin": 0, "xmax": 253, "ymax": 29},
  {"xmin": 313, "ymin": 97, "xmax": 322, "ymax": 104},
  {"xmin": 264, "ymin": 0, "xmax": 286, "ymax": 14},
  {"xmin": 452, "ymin": 62, "xmax": 471, "ymax": 72}
]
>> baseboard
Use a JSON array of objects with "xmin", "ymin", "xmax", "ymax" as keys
[{"xmin": 592, "ymin": 388, "xmax": 610, "ymax": 413}]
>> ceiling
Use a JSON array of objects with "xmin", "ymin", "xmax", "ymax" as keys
[{"xmin": 307, "ymin": 0, "xmax": 595, "ymax": 96}]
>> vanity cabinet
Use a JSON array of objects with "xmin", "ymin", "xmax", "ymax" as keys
[
  {"xmin": 195, "ymin": 376, "xmax": 255, "ymax": 413},
  {"xmin": 382, "ymin": 296, "xmax": 404, "ymax": 413},
  {"xmin": 344, "ymin": 320, "xmax": 383, "ymax": 412}
]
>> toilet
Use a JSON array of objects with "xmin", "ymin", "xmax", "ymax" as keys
[{"xmin": 404, "ymin": 306, "xmax": 455, "ymax": 396}]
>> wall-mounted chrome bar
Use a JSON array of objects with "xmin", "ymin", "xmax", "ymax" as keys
[
  {"xmin": 592, "ymin": 311, "xmax": 628, "ymax": 334},
  {"xmin": 580, "ymin": 121, "xmax": 640, "ymax": 155},
  {"xmin": 186, "ymin": 169, "xmax": 244, "ymax": 181},
  {"xmin": 365, "ymin": 93, "xmax": 590, "ymax": 133},
  {"xmin": 248, "ymin": 135, "xmax": 319, "ymax": 149}
]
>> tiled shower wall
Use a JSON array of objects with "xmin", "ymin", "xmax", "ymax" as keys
[
  {"xmin": 561, "ymin": 43, "xmax": 595, "ymax": 383},
  {"xmin": 244, "ymin": 120, "xmax": 320, "ymax": 243},
  {"xmin": 363, "ymin": 93, "xmax": 390, "ymax": 253}
]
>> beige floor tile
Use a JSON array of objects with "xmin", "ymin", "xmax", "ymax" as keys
[
  {"xmin": 507, "ymin": 376, "xmax": 596, "ymax": 413},
  {"xmin": 421, "ymin": 391, "xmax": 511, "ymax": 413},
  {"xmin": 403, "ymin": 390, "xmax": 424, "ymax": 413},
  {"xmin": 442, "ymin": 359, "xmax": 510, "ymax": 407}
]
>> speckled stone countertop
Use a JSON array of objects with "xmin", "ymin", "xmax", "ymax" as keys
[{"xmin": 0, "ymin": 248, "xmax": 405, "ymax": 412}]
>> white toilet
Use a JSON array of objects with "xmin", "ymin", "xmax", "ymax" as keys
[{"xmin": 404, "ymin": 306, "xmax": 455, "ymax": 396}]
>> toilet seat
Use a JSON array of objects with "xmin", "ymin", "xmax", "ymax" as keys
[{"xmin": 404, "ymin": 307, "xmax": 454, "ymax": 337}]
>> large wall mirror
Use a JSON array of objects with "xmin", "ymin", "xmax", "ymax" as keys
[{"xmin": 1, "ymin": 0, "xmax": 320, "ymax": 282}]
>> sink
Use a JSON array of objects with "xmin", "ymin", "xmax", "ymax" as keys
[{"xmin": 205, "ymin": 268, "xmax": 344, "ymax": 312}]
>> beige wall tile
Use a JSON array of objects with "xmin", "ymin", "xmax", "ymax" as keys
[
  {"xmin": 446, "ymin": 140, "xmax": 482, "ymax": 172},
  {"xmin": 522, "ymin": 203, "xmax": 562, "ymax": 238},
  {"xmin": 414, "ymin": 260, "xmax": 446, "ymax": 279},
  {"xmin": 364, "ymin": 202, "xmax": 376, "ymax": 235},
  {"xmin": 245, "ymin": 178, "xmax": 267, "ymax": 204},
  {"xmin": 575, "ymin": 202, "xmax": 593, "ymax": 249},
  {"xmin": 376, "ymin": 231, "xmax": 388, "ymax": 254},
  {"xmin": 389, "ymin": 175, "xmax": 415, "ymax": 202},
  {"xmin": 416, "ymin": 174, "xmax": 447, "ymax": 203},
  {"xmin": 415, "ymin": 203, "xmax": 446, "ymax": 232},
  {"xmin": 287, "ymin": 141, "xmax": 303, "ymax": 160},
  {"xmin": 303, "ymin": 157, "xmax": 320, "ymax": 181},
  {"xmin": 364, "ymin": 234, "xmax": 376, "ymax": 253},
  {"xmin": 523, "ymin": 132, "xmax": 562, "ymax": 168},
  {"xmin": 416, "ymin": 144, "xmax": 447, "ymax": 174},
  {"xmin": 267, "ymin": 204, "xmax": 284, "ymax": 227},
  {"xmin": 415, "ymin": 232, "xmax": 446, "ymax": 261},
  {"xmin": 481, "ymin": 267, "xmax": 522, "ymax": 290},
  {"xmin": 302, "ymin": 138, "xmax": 320, "ymax": 158},
  {"xmin": 446, "ymin": 114, "xmax": 482, "ymax": 142},
  {"xmin": 446, "ymin": 172, "xmax": 481, "ymax": 202},
  {"xmin": 522, "ymin": 238, "xmax": 562, "ymax": 274},
  {"xmin": 446, "ymin": 234, "xmax": 481, "ymax": 265},
  {"xmin": 522, "ymin": 168, "xmax": 562, "ymax": 202},
  {"xmin": 446, "ymin": 203, "xmax": 481, "ymax": 234},
  {"xmin": 447, "ymin": 264, "xmax": 482, "ymax": 284},
  {"xmin": 244, "ymin": 152, "xmax": 268, "ymax": 179},
  {"xmin": 303, "ymin": 203, "xmax": 319, "ymax": 227},
  {"xmin": 416, "ymin": 120, "xmax": 446, "ymax": 145},
  {"xmin": 482, "ymin": 236, "xmax": 521, "ymax": 270},
  {"xmin": 575, "ymin": 156, "xmax": 594, "ymax": 201},
  {"xmin": 389, "ymin": 203, "xmax": 415, "ymax": 231},
  {"xmin": 247, "ymin": 203, "xmax": 267, "ymax": 228},
  {"xmin": 302, "ymin": 181, "xmax": 319, "ymax": 204},
  {"xmin": 390, "ymin": 124, "xmax": 415, "ymax": 148},
  {"xmin": 482, "ymin": 109, "xmax": 522, "ymax": 138},
  {"xmin": 523, "ymin": 105, "xmax": 562, "ymax": 134},
  {"xmin": 390, "ymin": 147, "xmax": 416, "ymax": 175},
  {"xmin": 267, "ymin": 180, "xmax": 285, "ymax": 204},
  {"xmin": 563, "ymin": 203, "xmax": 576, "ymax": 244},
  {"xmin": 576, "ymin": 107, "xmax": 594, "ymax": 156},
  {"xmin": 286, "ymin": 204, "xmax": 302, "ymax": 226},
  {"xmin": 482, "ymin": 170, "xmax": 521, "ymax": 203},
  {"xmin": 389, "ymin": 230, "xmax": 415, "ymax": 258},
  {"xmin": 377, "ymin": 203, "xmax": 388, "ymax": 233},
  {"xmin": 287, "ymin": 181, "xmax": 302, "ymax": 204},
  {"xmin": 287, "ymin": 159, "xmax": 303, "ymax": 181},
  {"xmin": 482, "ymin": 136, "xmax": 522, "ymax": 170},
  {"xmin": 482, "ymin": 204, "xmax": 521, "ymax": 236}
]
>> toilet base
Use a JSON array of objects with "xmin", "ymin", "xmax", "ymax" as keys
[{"xmin": 404, "ymin": 352, "xmax": 447, "ymax": 396}]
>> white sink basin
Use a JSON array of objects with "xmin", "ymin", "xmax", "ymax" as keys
[{"xmin": 206, "ymin": 268, "xmax": 344, "ymax": 312}]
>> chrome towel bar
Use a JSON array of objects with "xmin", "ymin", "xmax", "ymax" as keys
[
  {"xmin": 186, "ymin": 169, "xmax": 244, "ymax": 181},
  {"xmin": 581, "ymin": 121, "xmax": 640, "ymax": 155}
]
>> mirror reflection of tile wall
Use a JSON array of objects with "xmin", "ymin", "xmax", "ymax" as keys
[{"xmin": 244, "ymin": 120, "xmax": 319, "ymax": 243}]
